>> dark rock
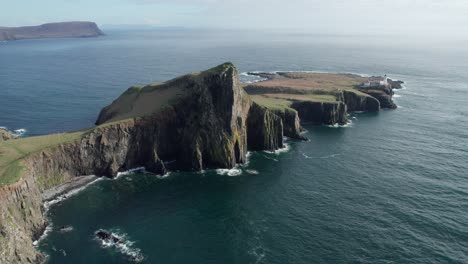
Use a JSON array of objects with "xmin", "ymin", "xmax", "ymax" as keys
[
  {"xmin": 340, "ymin": 90, "xmax": 380, "ymax": 112},
  {"xmin": 96, "ymin": 230, "xmax": 121, "ymax": 244},
  {"xmin": 271, "ymin": 108, "xmax": 306, "ymax": 140},
  {"xmin": 360, "ymin": 89, "xmax": 397, "ymax": 109},
  {"xmin": 247, "ymin": 102, "xmax": 284, "ymax": 151},
  {"xmin": 388, "ymin": 79, "xmax": 404, "ymax": 89},
  {"xmin": 291, "ymin": 101, "xmax": 348, "ymax": 125}
]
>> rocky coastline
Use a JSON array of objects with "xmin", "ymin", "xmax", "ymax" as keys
[{"xmin": 0, "ymin": 63, "xmax": 402, "ymax": 263}]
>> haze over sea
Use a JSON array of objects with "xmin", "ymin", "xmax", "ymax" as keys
[{"xmin": 1, "ymin": 29, "xmax": 467, "ymax": 263}]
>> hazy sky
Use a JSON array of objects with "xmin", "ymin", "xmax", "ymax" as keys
[{"xmin": 2, "ymin": 0, "xmax": 468, "ymax": 36}]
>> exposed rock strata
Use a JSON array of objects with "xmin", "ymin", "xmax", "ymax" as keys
[
  {"xmin": 359, "ymin": 88, "xmax": 397, "ymax": 109},
  {"xmin": 339, "ymin": 90, "xmax": 380, "ymax": 112},
  {"xmin": 247, "ymin": 103, "xmax": 284, "ymax": 151},
  {"xmin": 0, "ymin": 64, "xmax": 403, "ymax": 263},
  {"xmin": 0, "ymin": 63, "xmax": 286, "ymax": 263},
  {"xmin": 291, "ymin": 101, "xmax": 348, "ymax": 125}
]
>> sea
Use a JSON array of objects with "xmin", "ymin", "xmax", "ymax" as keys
[{"xmin": 0, "ymin": 28, "xmax": 467, "ymax": 264}]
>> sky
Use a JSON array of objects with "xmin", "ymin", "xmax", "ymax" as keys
[{"xmin": 2, "ymin": 0, "xmax": 468, "ymax": 36}]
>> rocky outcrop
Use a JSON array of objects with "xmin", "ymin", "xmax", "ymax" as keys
[
  {"xmin": 270, "ymin": 108, "xmax": 305, "ymax": 140},
  {"xmin": 339, "ymin": 90, "xmax": 380, "ymax": 112},
  {"xmin": 247, "ymin": 103, "xmax": 284, "ymax": 151},
  {"xmin": 359, "ymin": 88, "xmax": 397, "ymax": 109},
  {"xmin": 0, "ymin": 128, "xmax": 16, "ymax": 141},
  {"xmin": 290, "ymin": 101, "xmax": 348, "ymax": 125},
  {"xmin": 0, "ymin": 172, "xmax": 46, "ymax": 263},
  {"xmin": 0, "ymin": 22, "xmax": 104, "ymax": 41},
  {"xmin": 388, "ymin": 79, "xmax": 404, "ymax": 89},
  {"xmin": 0, "ymin": 63, "xmax": 288, "ymax": 263}
]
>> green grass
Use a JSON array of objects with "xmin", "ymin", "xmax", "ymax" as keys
[
  {"xmin": 0, "ymin": 131, "xmax": 85, "ymax": 186},
  {"xmin": 251, "ymin": 92, "xmax": 339, "ymax": 112},
  {"xmin": 250, "ymin": 95, "xmax": 293, "ymax": 110}
]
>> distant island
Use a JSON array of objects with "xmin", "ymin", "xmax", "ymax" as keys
[
  {"xmin": 0, "ymin": 63, "xmax": 402, "ymax": 263},
  {"xmin": 0, "ymin": 21, "xmax": 104, "ymax": 41}
]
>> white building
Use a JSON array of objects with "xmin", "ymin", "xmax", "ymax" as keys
[{"xmin": 362, "ymin": 75, "xmax": 388, "ymax": 87}]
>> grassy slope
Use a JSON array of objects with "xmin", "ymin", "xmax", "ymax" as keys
[
  {"xmin": 0, "ymin": 63, "xmax": 237, "ymax": 187},
  {"xmin": 0, "ymin": 132, "xmax": 85, "ymax": 186}
]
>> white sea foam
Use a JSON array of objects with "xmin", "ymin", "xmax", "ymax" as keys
[
  {"xmin": 0, "ymin": 127, "xmax": 27, "ymax": 137},
  {"xmin": 43, "ymin": 178, "xmax": 103, "ymax": 211},
  {"xmin": 96, "ymin": 230, "xmax": 144, "ymax": 263},
  {"xmin": 13, "ymin": 128, "xmax": 27, "ymax": 137},
  {"xmin": 393, "ymin": 94, "xmax": 402, "ymax": 98},
  {"xmin": 263, "ymin": 143, "xmax": 290, "ymax": 155},
  {"xmin": 240, "ymin": 151, "xmax": 253, "ymax": 167},
  {"xmin": 116, "ymin": 167, "xmax": 145, "ymax": 179},
  {"xmin": 216, "ymin": 168, "xmax": 242, "ymax": 176},
  {"xmin": 328, "ymin": 120, "xmax": 353, "ymax": 128},
  {"xmin": 301, "ymin": 151, "xmax": 342, "ymax": 159},
  {"xmin": 33, "ymin": 224, "xmax": 53, "ymax": 247},
  {"xmin": 156, "ymin": 172, "xmax": 171, "ymax": 179},
  {"xmin": 261, "ymin": 154, "xmax": 279, "ymax": 162},
  {"xmin": 246, "ymin": 169, "xmax": 259, "ymax": 175}
]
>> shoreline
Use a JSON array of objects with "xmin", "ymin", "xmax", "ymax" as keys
[{"xmin": 42, "ymin": 175, "xmax": 100, "ymax": 202}]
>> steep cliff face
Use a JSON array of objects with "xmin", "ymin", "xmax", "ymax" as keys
[
  {"xmin": 0, "ymin": 173, "xmax": 46, "ymax": 263},
  {"xmin": 247, "ymin": 103, "xmax": 283, "ymax": 151},
  {"xmin": 360, "ymin": 89, "xmax": 397, "ymax": 109},
  {"xmin": 290, "ymin": 101, "xmax": 348, "ymax": 125},
  {"xmin": 270, "ymin": 108, "xmax": 304, "ymax": 140},
  {"xmin": 339, "ymin": 90, "xmax": 380, "ymax": 112},
  {"xmin": 1, "ymin": 63, "xmax": 290, "ymax": 263}
]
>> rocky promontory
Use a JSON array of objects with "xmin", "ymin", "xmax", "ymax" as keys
[
  {"xmin": 0, "ymin": 21, "xmax": 103, "ymax": 41},
  {"xmin": 243, "ymin": 71, "xmax": 401, "ymax": 125},
  {"xmin": 0, "ymin": 63, "xmax": 403, "ymax": 263},
  {"xmin": 0, "ymin": 63, "xmax": 285, "ymax": 263}
]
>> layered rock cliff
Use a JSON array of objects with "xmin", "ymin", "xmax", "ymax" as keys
[
  {"xmin": 0, "ymin": 63, "xmax": 287, "ymax": 263},
  {"xmin": 0, "ymin": 64, "xmax": 403, "ymax": 263},
  {"xmin": 0, "ymin": 22, "xmax": 103, "ymax": 41},
  {"xmin": 290, "ymin": 101, "xmax": 348, "ymax": 125}
]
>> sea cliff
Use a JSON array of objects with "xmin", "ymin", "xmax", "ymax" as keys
[
  {"xmin": 0, "ymin": 63, "xmax": 285, "ymax": 263},
  {"xmin": 0, "ymin": 63, "xmax": 402, "ymax": 263}
]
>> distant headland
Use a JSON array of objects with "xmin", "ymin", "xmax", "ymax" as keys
[{"xmin": 0, "ymin": 21, "xmax": 104, "ymax": 41}]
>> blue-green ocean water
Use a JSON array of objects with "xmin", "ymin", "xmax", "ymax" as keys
[{"xmin": 1, "ymin": 29, "xmax": 467, "ymax": 263}]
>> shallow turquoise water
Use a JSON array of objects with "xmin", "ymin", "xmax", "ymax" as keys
[{"xmin": 1, "ymin": 29, "xmax": 467, "ymax": 263}]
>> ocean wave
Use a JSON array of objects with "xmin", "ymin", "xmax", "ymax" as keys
[
  {"xmin": 95, "ymin": 229, "xmax": 144, "ymax": 263},
  {"xmin": 43, "ymin": 178, "xmax": 103, "ymax": 211},
  {"xmin": 33, "ymin": 224, "xmax": 53, "ymax": 247},
  {"xmin": 238, "ymin": 151, "xmax": 253, "ymax": 168},
  {"xmin": 328, "ymin": 120, "xmax": 352, "ymax": 128},
  {"xmin": 0, "ymin": 127, "xmax": 27, "ymax": 137},
  {"xmin": 156, "ymin": 172, "xmax": 171, "ymax": 179},
  {"xmin": 246, "ymin": 169, "xmax": 259, "ymax": 175},
  {"xmin": 301, "ymin": 151, "xmax": 342, "ymax": 159},
  {"xmin": 263, "ymin": 143, "xmax": 290, "ymax": 155},
  {"xmin": 216, "ymin": 168, "xmax": 242, "ymax": 177},
  {"xmin": 116, "ymin": 167, "xmax": 145, "ymax": 179}
]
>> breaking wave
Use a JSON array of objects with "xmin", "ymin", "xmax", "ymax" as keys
[
  {"xmin": 216, "ymin": 168, "xmax": 242, "ymax": 177},
  {"xmin": 95, "ymin": 229, "xmax": 144, "ymax": 263}
]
